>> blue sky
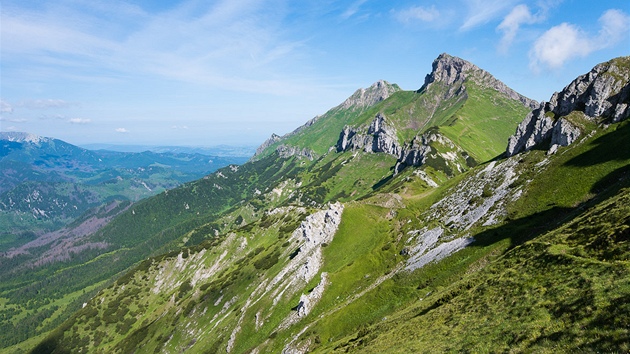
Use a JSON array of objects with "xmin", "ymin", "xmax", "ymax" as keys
[{"xmin": 1, "ymin": 0, "xmax": 628, "ymax": 147}]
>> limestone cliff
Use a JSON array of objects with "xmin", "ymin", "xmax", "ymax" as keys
[{"xmin": 506, "ymin": 56, "xmax": 630, "ymax": 156}]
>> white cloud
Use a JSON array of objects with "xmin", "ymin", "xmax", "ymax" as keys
[
  {"xmin": 0, "ymin": 100, "xmax": 13, "ymax": 113},
  {"xmin": 68, "ymin": 118, "xmax": 91, "ymax": 124},
  {"xmin": 115, "ymin": 128, "xmax": 129, "ymax": 133},
  {"xmin": 39, "ymin": 114, "xmax": 67, "ymax": 120},
  {"xmin": 171, "ymin": 125, "xmax": 189, "ymax": 130},
  {"xmin": 529, "ymin": 9, "xmax": 630, "ymax": 71},
  {"xmin": 0, "ymin": 0, "xmax": 312, "ymax": 96},
  {"xmin": 529, "ymin": 23, "xmax": 590, "ymax": 70},
  {"xmin": 393, "ymin": 5, "xmax": 439, "ymax": 23},
  {"xmin": 460, "ymin": 0, "xmax": 517, "ymax": 31},
  {"xmin": 597, "ymin": 9, "xmax": 630, "ymax": 47},
  {"xmin": 341, "ymin": 0, "xmax": 368, "ymax": 20},
  {"xmin": 497, "ymin": 4, "xmax": 543, "ymax": 53}
]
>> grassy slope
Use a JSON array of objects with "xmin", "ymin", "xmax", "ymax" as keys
[
  {"xmin": 3, "ymin": 148, "xmax": 399, "ymax": 353},
  {"xmin": 439, "ymin": 82, "xmax": 531, "ymax": 163},
  {"xmin": 343, "ymin": 189, "xmax": 630, "ymax": 353},
  {"xmin": 323, "ymin": 120, "xmax": 630, "ymax": 353},
  {"xmin": 26, "ymin": 117, "xmax": 630, "ymax": 354}
]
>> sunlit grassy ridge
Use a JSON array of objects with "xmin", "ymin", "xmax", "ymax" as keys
[{"xmin": 260, "ymin": 76, "xmax": 530, "ymax": 164}]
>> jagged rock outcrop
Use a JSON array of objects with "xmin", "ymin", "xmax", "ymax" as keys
[
  {"xmin": 254, "ymin": 133, "xmax": 281, "ymax": 156},
  {"xmin": 276, "ymin": 144, "xmax": 315, "ymax": 160},
  {"xmin": 336, "ymin": 114, "xmax": 456, "ymax": 174},
  {"xmin": 335, "ymin": 114, "xmax": 402, "ymax": 156},
  {"xmin": 507, "ymin": 56, "xmax": 630, "ymax": 156},
  {"xmin": 422, "ymin": 53, "xmax": 538, "ymax": 110},
  {"xmin": 396, "ymin": 136, "xmax": 432, "ymax": 174},
  {"xmin": 505, "ymin": 106, "xmax": 554, "ymax": 155},
  {"xmin": 548, "ymin": 118, "xmax": 582, "ymax": 154},
  {"xmin": 253, "ymin": 136, "xmax": 316, "ymax": 160}
]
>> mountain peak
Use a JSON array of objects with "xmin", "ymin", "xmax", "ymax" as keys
[
  {"xmin": 421, "ymin": 53, "xmax": 537, "ymax": 109},
  {"xmin": 0, "ymin": 132, "xmax": 50, "ymax": 145},
  {"xmin": 422, "ymin": 53, "xmax": 478, "ymax": 87},
  {"xmin": 339, "ymin": 80, "xmax": 401, "ymax": 110}
]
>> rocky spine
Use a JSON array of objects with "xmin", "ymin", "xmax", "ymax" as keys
[{"xmin": 507, "ymin": 57, "xmax": 630, "ymax": 156}]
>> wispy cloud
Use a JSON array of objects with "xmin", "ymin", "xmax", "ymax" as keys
[
  {"xmin": 171, "ymin": 125, "xmax": 189, "ymax": 130},
  {"xmin": 68, "ymin": 118, "xmax": 91, "ymax": 124},
  {"xmin": 529, "ymin": 9, "xmax": 630, "ymax": 71},
  {"xmin": 497, "ymin": 5, "xmax": 542, "ymax": 53},
  {"xmin": 341, "ymin": 0, "xmax": 368, "ymax": 20},
  {"xmin": 39, "ymin": 114, "xmax": 68, "ymax": 120},
  {"xmin": 1, "ymin": 0, "xmax": 314, "ymax": 96},
  {"xmin": 460, "ymin": 0, "xmax": 518, "ymax": 31},
  {"xmin": 0, "ymin": 117, "xmax": 27, "ymax": 123},
  {"xmin": 597, "ymin": 9, "xmax": 630, "ymax": 47},
  {"xmin": 115, "ymin": 128, "xmax": 129, "ymax": 133},
  {"xmin": 392, "ymin": 5, "xmax": 439, "ymax": 23}
]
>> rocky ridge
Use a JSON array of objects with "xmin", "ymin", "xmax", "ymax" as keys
[
  {"xmin": 506, "ymin": 56, "xmax": 630, "ymax": 156},
  {"xmin": 255, "ymin": 134, "xmax": 281, "ymax": 156},
  {"xmin": 421, "ymin": 53, "xmax": 538, "ymax": 110},
  {"xmin": 0, "ymin": 132, "xmax": 51, "ymax": 145},
  {"xmin": 335, "ymin": 53, "xmax": 537, "ymax": 174}
]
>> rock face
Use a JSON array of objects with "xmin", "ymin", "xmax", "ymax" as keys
[
  {"xmin": 254, "ymin": 133, "xmax": 281, "ymax": 156},
  {"xmin": 336, "ymin": 114, "xmax": 401, "ymax": 156},
  {"xmin": 276, "ymin": 144, "xmax": 315, "ymax": 160},
  {"xmin": 422, "ymin": 53, "xmax": 538, "ymax": 110},
  {"xmin": 336, "ymin": 114, "xmax": 455, "ymax": 174},
  {"xmin": 506, "ymin": 56, "xmax": 630, "ymax": 156}
]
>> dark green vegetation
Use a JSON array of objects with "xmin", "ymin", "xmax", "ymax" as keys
[{"xmin": 5, "ymin": 55, "xmax": 629, "ymax": 353}]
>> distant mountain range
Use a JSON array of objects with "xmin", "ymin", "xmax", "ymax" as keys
[
  {"xmin": 79, "ymin": 143, "xmax": 256, "ymax": 157},
  {"xmin": 0, "ymin": 132, "xmax": 249, "ymax": 237},
  {"xmin": 3, "ymin": 54, "xmax": 630, "ymax": 353}
]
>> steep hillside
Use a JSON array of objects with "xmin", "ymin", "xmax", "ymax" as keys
[{"xmin": 14, "ymin": 55, "xmax": 630, "ymax": 353}]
